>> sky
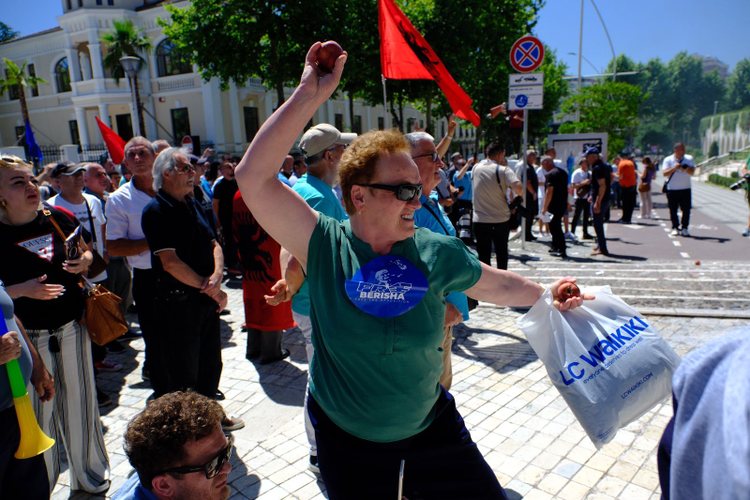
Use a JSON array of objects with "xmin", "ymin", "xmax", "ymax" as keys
[{"xmin": 2, "ymin": 0, "xmax": 749, "ymax": 75}]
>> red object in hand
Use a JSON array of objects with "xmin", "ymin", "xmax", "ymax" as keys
[
  {"xmin": 317, "ymin": 41, "xmax": 343, "ymax": 74},
  {"xmin": 557, "ymin": 282, "xmax": 580, "ymax": 302}
]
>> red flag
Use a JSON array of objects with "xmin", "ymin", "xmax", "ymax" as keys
[
  {"xmin": 378, "ymin": 0, "xmax": 481, "ymax": 126},
  {"xmin": 95, "ymin": 116, "xmax": 126, "ymax": 164}
]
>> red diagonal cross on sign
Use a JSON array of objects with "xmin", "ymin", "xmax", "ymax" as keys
[{"xmin": 509, "ymin": 35, "xmax": 545, "ymax": 73}]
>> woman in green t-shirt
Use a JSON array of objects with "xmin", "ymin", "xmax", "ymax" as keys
[{"xmin": 235, "ymin": 43, "xmax": 588, "ymax": 499}]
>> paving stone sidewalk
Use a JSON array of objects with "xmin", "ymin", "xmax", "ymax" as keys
[{"xmin": 53, "ymin": 275, "xmax": 749, "ymax": 499}]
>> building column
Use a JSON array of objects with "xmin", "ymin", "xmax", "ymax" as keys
[
  {"xmin": 88, "ymin": 42, "xmax": 105, "ymax": 79},
  {"xmin": 326, "ymin": 100, "xmax": 334, "ymax": 125},
  {"xmin": 365, "ymin": 106, "xmax": 373, "ymax": 133},
  {"xmin": 97, "ymin": 103, "xmax": 109, "ymax": 125},
  {"xmin": 343, "ymin": 93, "xmax": 351, "ymax": 130},
  {"xmin": 201, "ymin": 78, "xmax": 226, "ymax": 148},
  {"xmin": 79, "ymin": 51, "xmax": 92, "ymax": 80},
  {"xmin": 74, "ymin": 106, "xmax": 90, "ymax": 146},
  {"xmin": 65, "ymin": 48, "xmax": 82, "ymax": 95},
  {"xmin": 229, "ymin": 82, "xmax": 244, "ymax": 152},
  {"xmin": 263, "ymin": 92, "xmax": 274, "ymax": 122}
]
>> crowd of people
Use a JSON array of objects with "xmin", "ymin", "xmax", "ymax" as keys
[{"xmin": 0, "ymin": 40, "xmax": 743, "ymax": 500}]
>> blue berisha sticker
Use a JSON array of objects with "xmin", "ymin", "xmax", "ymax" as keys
[{"xmin": 344, "ymin": 255, "xmax": 428, "ymax": 318}]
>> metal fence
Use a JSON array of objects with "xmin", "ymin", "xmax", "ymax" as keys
[{"xmin": 36, "ymin": 144, "xmax": 110, "ymax": 165}]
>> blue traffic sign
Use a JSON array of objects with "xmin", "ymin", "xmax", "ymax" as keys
[{"xmin": 515, "ymin": 94, "xmax": 529, "ymax": 108}]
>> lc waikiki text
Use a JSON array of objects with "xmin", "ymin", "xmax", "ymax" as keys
[{"xmin": 559, "ymin": 316, "xmax": 651, "ymax": 386}]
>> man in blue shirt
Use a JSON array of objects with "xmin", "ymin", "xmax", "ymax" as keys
[
  {"xmin": 114, "ymin": 392, "xmax": 232, "ymax": 500},
  {"xmin": 407, "ymin": 131, "xmax": 469, "ymax": 390},
  {"xmin": 291, "ymin": 123, "xmax": 355, "ymax": 471}
]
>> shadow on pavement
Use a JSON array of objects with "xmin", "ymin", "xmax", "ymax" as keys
[{"xmin": 452, "ymin": 325, "xmax": 538, "ymax": 373}]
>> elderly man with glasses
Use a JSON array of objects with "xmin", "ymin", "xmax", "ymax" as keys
[
  {"xmin": 141, "ymin": 148, "xmax": 243, "ymax": 432},
  {"xmin": 114, "ymin": 391, "xmax": 235, "ymax": 500}
]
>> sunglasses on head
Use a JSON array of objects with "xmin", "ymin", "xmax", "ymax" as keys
[
  {"xmin": 358, "ymin": 182, "xmax": 423, "ymax": 201},
  {"xmin": 158, "ymin": 434, "xmax": 234, "ymax": 480},
  {"xmin": 411, "ymin": 151, "xmax": 440, "ymax": 163}
]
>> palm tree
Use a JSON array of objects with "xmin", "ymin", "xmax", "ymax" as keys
[
  {"xmin": 0, "ymin": 57, "xmax": 46, "ymax": 133},
  {"xmin": 101, "ymin": 20, "xmax": 151, "ymax": 135}
]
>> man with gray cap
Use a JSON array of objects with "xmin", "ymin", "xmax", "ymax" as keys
[{"xmin": 289, "ymin": 123, "xmax": 355, "ymax": 471}]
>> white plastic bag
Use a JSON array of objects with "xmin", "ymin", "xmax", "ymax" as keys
[{"xmin": 517, "ymin": 286, "xmax": 681, "ymax": 447}]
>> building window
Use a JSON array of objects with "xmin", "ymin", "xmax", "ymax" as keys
[
  {"xmin": 108, "ymin": 0, "xmax": 113, "ymax": 5},
  {"xmin": 96, "ymin": 0, "xmax": 102, "ymax": 4},
  {"xmin": 243, "ymin": 106, "xmax": 259, "ymax": 142},
  {"xmin": 334, "ymin": 113, "xmax": 343, "ymax": 132},
  {"xmin": 115, "ymin": 114, "xmax": 133, "ymax": 141},
  {"xmin": 407, "ymin": 117, "xmax": 415, "ymax": 132},
  {"xmin": 378, "ymin": 117, "xmax": 385, "ymax": 130},
  {"xmin": 77, "ymin": 0, "xmax": 82, "ymax": 7},
  {"xmin": 54, "ymin": 58, "xmax": 72, "ymax": 93},
  {"xmin": 156, "ymin": 39, "xmax": 192, "ymax": 77},
  {"xmin": 66, "ymin": 0, "xmax": 71, "ymax": 10},
  {"xmin": 4, "ymin": 70, "xmax": 20, "ymax": 100},
  {"xmin": 171, "ymin": 108, "xmax": 191, "ymax": 142},
  {"xmin": 353, "ymin": 115, "xmax": 362, "ymax": 134},
  {"xmin": 69, "ymin": 120, "xmax": 80, "ymax": 145},
  {"xmin": 27, "ymin": 64, "xmax": 39, "ymax": 97}
]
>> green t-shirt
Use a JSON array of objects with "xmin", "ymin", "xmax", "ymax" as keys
[{"xmin": 307, "ymin": 214, "xmax": 482, "ymax": 442}]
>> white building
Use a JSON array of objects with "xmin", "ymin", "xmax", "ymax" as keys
[{"xmin": 0, "ymin": 0, "xmax": 472, "ymax": 159}]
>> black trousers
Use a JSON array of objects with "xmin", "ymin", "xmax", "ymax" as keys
[
  {"xmin": 309, "ymin": 389, "xmax": 507, "ymax": 500},
  {"xmin": 666, "ymin": 188, "xmax": 692, "ymax": 230},
  {"xmin": 571, "ymin": 198, "xmax": 591, "ymax": 235},
  {"xmin": 156, "ymin": 290, "xmax": 222, "ymax": 398},
  {"xmin": 620, "ymin": 186, "xmax": 637, "ymax": 223},
  {"xmin": 549, "ymin": 213, "xmax": 566, "ymax": 255},
  {"xmin": 591, "ymin": 199, "xmax": 610, "ymax": 253},
  {"xmin": 132, "ymin": 268, "xmax": 167, "ymax": 396},
  {"xmin": 0, "ymin": 407, "xmax": 49, "ymax": 500},
  {"xmin": 473, "ymin": 221, "xmax": 511, "ymax": 270}
]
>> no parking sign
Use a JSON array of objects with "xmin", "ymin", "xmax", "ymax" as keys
[{"xmin": 509, "ymin": 35, "xmax": 545, "ymax": 73}]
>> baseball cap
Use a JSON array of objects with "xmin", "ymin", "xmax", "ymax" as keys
[
  {"xmin": 51, "ymin": 162, "xmax": 86, "ymax": 178},
  {"xmin": 299, "ymin": 124, "xmax": 356, "ymax": 157},
  {"xmin": 450, "ymin": 152, "xmax": 462, "ymax": 160},
  {"xmin": 584, "ymin": 146, "xmax": 600, "ymax": 156}
]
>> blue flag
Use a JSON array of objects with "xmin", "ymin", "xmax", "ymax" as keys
[{"xmin": 24, "ymin": 119, "xmax": 43, "ymax": 163}]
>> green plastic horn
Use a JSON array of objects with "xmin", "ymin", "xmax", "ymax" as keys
[{"xmin": 0, "ymin": 321, "xmax": 54, "ymax": 458}]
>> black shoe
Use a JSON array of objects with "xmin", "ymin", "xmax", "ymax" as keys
[
  {"xmin": 309, "ymin": 454, "xmax": 320, "ymax": 474},
  {"xmin": 220, "ymin": 309, "xmax": 231, "ymax": 316},
  {"xmin": 141, "ymin": 368, "xmax": 150, "ymax": 381},
  {"xmin": 582, "ymin": 234, "xmax": 594, "ymax": 240},
  {"xmin": 214, "ymin": 390, "xmax": 226, "ymax": 401},
  {"xmin": 548, "ymin": 251, "xmax": 562, "ymax": 257}
]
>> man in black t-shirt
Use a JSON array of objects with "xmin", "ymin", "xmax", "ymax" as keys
[
  {"xmin": 542, "ymin": 156, "xmax": 569, "ymax": 258},
  {"xmin": 587, "ymin": 147, "xmax": 612, "ymax": 256},
  {"xmin": 212, "ymin": 161, "xmax": 239, "ymax": 274}
]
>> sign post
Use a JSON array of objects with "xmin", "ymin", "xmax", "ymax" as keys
[{"xmin": 509, "ymin": 35, "xmax": 545, "ymax": 251}]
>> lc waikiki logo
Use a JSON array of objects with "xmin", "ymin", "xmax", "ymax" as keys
[
  {"xmin": 559, "ymin": 316, "xmax": 651, "ymax": 386},
  {"xmin": 345, "ymin": 255, "xmax": 428, "ymax": 318}
]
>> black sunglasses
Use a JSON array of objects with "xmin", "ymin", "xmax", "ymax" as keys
[
  {"xmin": 158, "ymin": 434, "xmax": 234, "ymax": 479},
  {"xmin": 173, "ymin": 162, "xmax": 196, "ymax": 174},
  {"xmin": 412, "ymin": 152, "xmax": 440, "ymax": 163},
  {"xmin": 358, "ymin": 183, "xmax": 423, "ymax": 201}
]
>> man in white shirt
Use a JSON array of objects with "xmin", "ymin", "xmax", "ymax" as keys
[
  {"xmin": 662, "ymin": 142, "xmax": 695, "ymax": 236},
  {"xmin": 106, "ymin": 137, "xmax": 165, "ymax": 395}
]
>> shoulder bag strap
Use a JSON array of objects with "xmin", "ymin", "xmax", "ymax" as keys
[
  {"xmin": 43, "ymin": 208, "xmax": 68, "ymax": 241},
  {"xmin": 83, "ymin": 198, "xmax": 97, "ymax": 244},
  {"xmin": 421, "ymin": 199, "xmax": 451, "ymax": 235}
]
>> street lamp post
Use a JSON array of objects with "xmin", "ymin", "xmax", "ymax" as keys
[{"xmin": 120, "ymin": 55, "xmax": 144, "ymax": 137}]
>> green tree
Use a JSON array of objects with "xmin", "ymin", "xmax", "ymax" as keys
[
  {"xmin": 0, "ymin": 58, "xmax": 46, "ymax": 132},
  {"xmin": 101, "ymin": 20, "xmax": 151, "ymax": 135},
  {"xmin": 559, "ymin": 81, "xmax": 643, "ymax": 155},
  {"xmin": 0, "ymin": 22, "xmax": 19, "ymax": 43},
  {"xmin": 101, "ymin": 20, "xmax": 152, "ymax": 82},
  {"xmin": 161, "ymin": 1, "xmax": 329, "ymax": 105},
  {"xmin": 726, "ymin": 58, "xmax": 750, "ymax": 110}
]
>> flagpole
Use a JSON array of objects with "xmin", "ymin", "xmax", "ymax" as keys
[{"xmin": 381, "ymin": 74, "xmax": 389, "ymax": 129}]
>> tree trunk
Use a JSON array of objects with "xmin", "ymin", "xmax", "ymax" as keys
[
  {"xmin": 134, "ymin": 75, "xmax": 145, "ymax": 138},
  {"xmin": 275, "ymin": 80, "xmax": 285, "ymax": 108},
  {"xmin": 18, "ymin": 85, "xmax": 30, "ymax": 126}
]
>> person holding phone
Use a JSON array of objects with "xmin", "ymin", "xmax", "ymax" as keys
[{"xmin": 0, "ymin": 155, "xmax": 110, "ymax": 495}]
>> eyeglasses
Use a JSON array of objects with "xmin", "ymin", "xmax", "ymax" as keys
[
  {"xmin": 411, "ymin": 152, "xmax": 440, "ymax": 163},
  {"xmin": 125, "ymin": 149, "xmax": 151, "ymax": 160},
  {"xmin": 358, "ymin": 182, "xmax": 423, "ymax": 201},
  {"xmin": 174, "ymin": 162, "xmax": 196, "ymax": 174},
  {"xmin": 159, "ymin": 434, "xmax": 234, "ymax": 480}
]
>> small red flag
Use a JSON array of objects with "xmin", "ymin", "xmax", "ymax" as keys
[
  {"xmin": 378, "ymin": 0, "xmax": 481, "ymax": 126},
  {"xmin": 95, "ymin": 116, "xmax": 126, "ymax": 164}
]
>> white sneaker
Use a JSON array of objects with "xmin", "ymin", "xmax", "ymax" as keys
[
  {"xmin": 681, "ymin": 228, "xmax": 690, "ymax": 237},
  {"xmin": 670, "ymin": 228, "xmax": 679, "ymax": 236}
]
